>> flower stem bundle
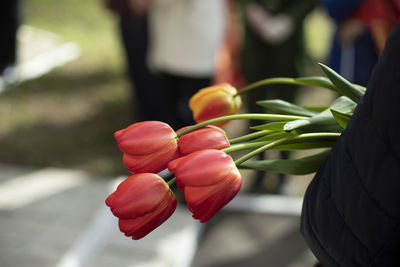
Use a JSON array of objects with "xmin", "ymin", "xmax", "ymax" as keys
[{"xmin": 105, "ymin": 63, "xmax": 365, "ymax": 239}]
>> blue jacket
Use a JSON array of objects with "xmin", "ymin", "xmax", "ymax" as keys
[
  {"xmin": 322, "ymin": 0, "xmax": 378, "ymax": 86},
  {"xmin": 301, "ymin": 20, "xmax": 400, "ymax": 266}
]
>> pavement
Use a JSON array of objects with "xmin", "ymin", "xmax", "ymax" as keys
[{"xmin": 0, "ymin": 163, "xmax": 317, "ymax": 267}]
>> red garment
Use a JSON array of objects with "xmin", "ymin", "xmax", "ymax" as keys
[
  {"xmin": 352, "ymin": 0, "xmax": 400, "ymax": 52},
  {"xmin": 214, "ymin": 0, "xmax": 244, "ymax": 89}
]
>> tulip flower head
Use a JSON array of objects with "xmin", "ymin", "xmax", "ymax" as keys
[
  {"xmin": 189, "ymin": 83, "xmax": 242, "ymax": 127},
  {"xmin": 177, "ymin": 125, "xmax": 230, "ymax": 156},
  {"xmin": 114, "ymin": 121, "xmax": 179, "ymax": 173},
  {"xmin": 170, "ymin": 149, "xmax": 242, "ymax": 223},
  {"xmin": 106, "ymin": 173, "xmax": 177, "ymax": 240}
]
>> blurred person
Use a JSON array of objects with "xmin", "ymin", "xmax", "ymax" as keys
[
  {"xmin": 214, "ymin": 0, "xmax": 245, "ymax": 90},
  {"xmin": 322, "ymin": 0, "xmax": 400, "ymax": 86},
  {"xmin": 301, "ymin": 19, "xmax": 400, "ymax": 267},
  {"xmin": 235, "ymin": 0, "xmax": 318, "ymax": 193},
  {"xmin": 147, "ymin": 0, "xmax": 227, "ymax": 130},
  {"xmin": 105, "ymin": 0, "xmax": 167, "ymax": 122},
  {"xmin": 0, "ymin": 0, "xmax": 19, "ymax": 76}
]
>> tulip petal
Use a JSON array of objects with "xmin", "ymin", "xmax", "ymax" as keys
[
  {"xmin": 185, "ymin": 174, "xmax": 242, "ymax": 222},
  {"xmin": 106, "ymin": 173, "xmax": 177, "ymax": 240},
  {"xmin": 119, "ymin": 194, "xmax": 177, "ymax": 240},
  {"xmin": 105, "ymin": 191, "xmax": 116, "ymax": 207},
  {"xmin": 175, "ymin": 150, "xmax": 237, "ymax": 186},
  {"xmin": 115, "ymin": 121, "xmax": 177, "ymax": 155},
  {"xmin": 193, "ymin": 94, "xmax": 235, "ymax": 122},
  {"xmin": 123, "ymin": 142, "xmax": 180, "ymax": 174},
  {"xmin": 109, "ymin": 174, "xmax": 171, "ymax": 219},
  {"xmin": 114, "ymin": 121, "xmax": 179, "ymax": 174},
  {"xmin": 167, "ymin": 155, "xmax": 187, "ymax": 173},
  {"xmin": 189, "ymin": 84, "xmax": 241, "ymax": 126},
  {"xmin": 184, "ymin": 170, "xmax": 241, "ymax": 207},
  {"xmin": 178, "ymin": 125, "xmax": 229, "ymax": 156},
  {"xmin": 171, "ymin": 149, "xmax": 242, "ymax": 223}
]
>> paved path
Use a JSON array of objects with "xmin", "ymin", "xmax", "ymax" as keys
[{"xmin": 0, "ymin": 164, "xmax": 316, "ymax": 267}]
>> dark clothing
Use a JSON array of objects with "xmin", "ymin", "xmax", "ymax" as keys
[
  {"xmin": 156, "ymin": 72, "xmax": 211, "ymax": 131},
  {"xmin": 0, "ymin": 0, "xmax": 19, "ymax": 73},
  {"xmin": 301, "ymin": 20, "xmax": 400, "ymax": 267},
  {"xmin": 119, "ymin": 15, "xmax": 162, "ymax": 122}
]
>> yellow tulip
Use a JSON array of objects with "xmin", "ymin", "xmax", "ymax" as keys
[{"xmin": 189, "ymin": 83, "xmax": 242, "ymax": 127}]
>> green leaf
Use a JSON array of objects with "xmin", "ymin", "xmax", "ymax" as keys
[
  {"xmin": 253, "ymin": 133, "xmax": 338, "ymax": 150},
  {"xmin": 271, "ymin": 134, "xmax": 338, "ymax": 150},
  {"xmin": 240, "ymin": 76, "xmax": 337, "ymax": 95},
  {"xmin": 283, "ymin": 109, "xmax": 343, "ymax": 133},
  {"xmin": 273, "ymin": 140, "xmax": 337, "ymax": 150},
  {"xmin": 330, "ymin": 96, "xmax": 356, "ymax": 115},
  {"xmin": 318, "ymin": 63, "xmax": 365, "ymax": 102},
  {"xmin": 238, "ymin": 149, "xmax": 331, "ymax": 175},
  {"xmin": 303, "ymin": 106, "xmax": 328, "ymax": 112},
  {"xmin": 328, "ymin": 96, "xmax": 356, "ymax": 129},
  {"xmin": 295, "ymin": 76, "xmax": 337, "ymax": 91},
  {"xmin": 252, "ymin": 132, "xmax": 292, "ymax": 142},
  {"xmin": 250, "ymin": 121, "xmax": 286, "ymax": 131},
  {"xmin": 330, "ymin": 109, "xmax": 351, "ymax": 129},
  {"xmin": 352, "ymin": 83, "xmax": 366, "ymax": 93},
  {"xmin": 256, "ymin": 99, "xmax": 317, "ymax": 117}
]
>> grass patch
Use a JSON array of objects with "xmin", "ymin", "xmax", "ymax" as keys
[{"xmin": 0, "ymin": 0, "xmax": 133, "ymax": 176}]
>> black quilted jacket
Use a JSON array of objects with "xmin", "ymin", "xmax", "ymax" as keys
[{"xmin": 301, "ymin": 20, "xmax": 400, "ymax": 266}]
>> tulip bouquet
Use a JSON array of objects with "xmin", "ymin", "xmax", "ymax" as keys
[{"xmin": 105, "ymin": 63, "xmax": 365, "ymax": 240}]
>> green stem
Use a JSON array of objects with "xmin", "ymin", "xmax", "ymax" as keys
[
  {"xmin": 176, "ymin": 113, "xmax": 306, "ymax": 137},
  {"xmin": 233, "ymin": 132, "xmax": 340, "ymax": 165},
  {"xmin": 236, "ymin": 77, "xmax": 302, "ymax": 96},
  {"xmin": 167, "ymin": 177, "xmax": 176, "ymax": 187},
  {"xmin": 223, "ymin": 142, "xmax": 268, "ymax": 154},
  {"xmin": 229, "ymin": 130, "xmax": 271, "ymax": 144},
  {"xmin": 169, "ymin": 132, "xmax": 339, "ymax": 185}
]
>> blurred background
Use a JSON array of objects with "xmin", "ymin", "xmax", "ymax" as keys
[
  {"xmin": 0, "ymin": 0, "xmax": 132, "ymax": 175},
  {"xmin": 0, "ymin": 0, "xmax": 336, "ymax": 175},
  {"xmin": 0, "ymin": 0, "xmax": 339, "ymax": 266}
]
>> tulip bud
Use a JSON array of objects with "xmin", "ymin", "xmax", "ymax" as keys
[
  {"xmin": 171, "ymin": 149, "xmax": 242, "ymax": 222},
  {"xmin": 189, "ymin": 83, "xmax": 242, "ymax": 127},
  {"xmin": 114, "ymin": 121, "xmax": 179, "ymax": 173},
  {"xmin": 177, "ymin": 125, "xmax": 230, "ymax": 156},
  {"xmin": 106, "ymin": 173, "xmax": 177, "ymax": 240}
]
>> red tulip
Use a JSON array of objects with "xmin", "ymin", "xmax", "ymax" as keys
[
  {"xmin": 170, "ymin": 149, "xmax": 242, "ymax": 222},
  {"xmin": 105, "ymin": 173, "xmax": 177, "ymax": 240},
  {"xmin": 189, "ymin": 83, "xmax": 242, "ymax": 127},
  {"xmin": 177, "ymin": 125, "xmax": 230, "ymax": 156},
  {"xmin": 114, "ymin": 121, "xmax": 179, "ymax": 173}
]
